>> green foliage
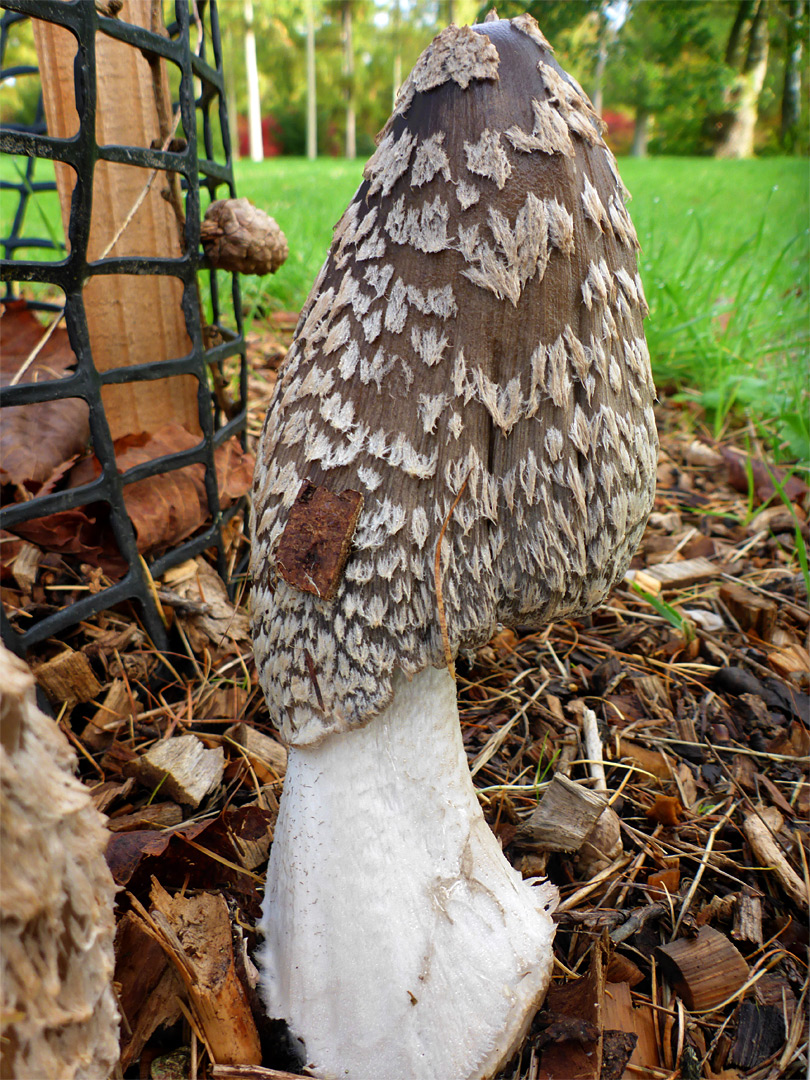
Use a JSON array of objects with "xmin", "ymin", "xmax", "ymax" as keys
[
  {"xmin": 631, "ymin": 584, "xmax": 697, "ymax": 641},
  {"xmin": 607, "ymin": 1, "xmax": 737, "ymax": 155},
  {"xmin": 619, "ymin": 156, "xmax": 809, "ymax": 461},
  {"xmin": 0, "ymin": 16, "xmax": 41, "ymax": 129}
]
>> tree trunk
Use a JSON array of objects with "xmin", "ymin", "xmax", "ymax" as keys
[
  {"xmin": 33, "ymin": 0, "xmax": 198, "ymax": 440},
  {"xmin": 631, "ymin": 106, "xmax": 651, "ymax": 156},
  {"xmin": 244, "ymin": 0, "xmax": 263, "ymax": 163},
  {"xmin": 342, "ymin": 2, "xmax": 356, "ymax": 160},
  {"xmin": 306, "ymin": 0, "xmax": 317, "ymax": 160},
  {"xmin": 716, "ymin": 0, "xmax": 770, "ymax": 158},
  {"xmin": 591, "ymin": 2, "xmax": 610, "ymax": 117},
  {"xmin": 224, "ymin": 31, "xmax": 239, "ymax": 161},
  {"xmin": 725, "ymin": 0, "xmax": 754, "ymax": 65},
  {"xmin": 781, "ymin": 0, "xmax": 805, "ymax": 149}
]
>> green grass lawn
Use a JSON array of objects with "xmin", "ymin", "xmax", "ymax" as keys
[{"xmin": 4, "ymin": 154, "xmax": 808, "ymax": 460}]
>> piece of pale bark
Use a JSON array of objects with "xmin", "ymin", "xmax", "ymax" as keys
[
  {"xmin": 32, "ymin": 648, "xmax": 102, "ymax": 711},
  {"xmin": 10, "ymin": 542, "xmax": 41, "ymax": 593},
  {"xmin": 514, "ymin": 773, "xmax": 608, "ymax": 851},
  {"xmin": 149, "ymin": 882, "xmax": 262, "ymax": 1066},
  {"xmin": 719, "ymin": 582, "xmax": 778, "ymax": 642},
  {"xmin": 743, "ymin": 805, "xmax": 809, "ymax": 910},
  {"xmin": 225, "ymin": 721, "xmax": 288, "ymax": 781},
  {"xmin": 732, "ymin": 887, "xmax": 764, "ymax": 945},
  {"xmin": 81, "ymin": 677, "xmax": 138, "ymax": 751},
  {"xmin": 577, "ymin": 704, "xmax": 623, "ymax": 877},
  {"xmin": 136, "ymin": 733, "xmax": 225, "ymax": 808},
  {"xmin": 0, "ymin": 644, "xmax": 119, "ymax": 1080},
  {"xmin": 578, "ymin": 806, "xmax": 624, "ymax": 879},
  {"xmin": 641, "ymin": 557, "xmax": 720, "ymax": 590}
]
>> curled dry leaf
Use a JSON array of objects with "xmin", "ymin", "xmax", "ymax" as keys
[
  {"xmin": 721, "ymin": 446, "xmax": 809, "ymax": 507},
  {"xmin": 7, "ymin": 422, "xmax": 252, "ymax": 573},
  {"xmin": 69, "ymin": 423, "xmax": 254, "ymax": 557},
  {"xmin": 0, "ymin": 301, "xmax": 90, "ymax": 488},
  {"xmin": 743, "ymin": 805, "xmax": 809, "ymax": 911},
  {"xmin": 647, "ymin": 866, "xmax": 681, "ymax": 902},
  {"xmin": 645, "ymin": 793, "xmax": 684, "ymax": 826}
]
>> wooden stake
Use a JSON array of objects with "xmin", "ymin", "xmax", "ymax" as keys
[{"xmin": 32, "ymin": 0, "xmax": 200, "ymax": 440}]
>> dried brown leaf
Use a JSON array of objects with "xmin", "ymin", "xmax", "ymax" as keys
[
  {"xmin": 645, "ymin": 793, "xmax": 684, "ymax": 826},
  {"xmin": 0, "ymin": 301, "xmax": 89, "ymax": 486},
  {"xmin": 721, "ymin": 446, "xmax": 808, "ymax": 507},
  {"xmin": 105, "ymin": 808, "xmax": 269, "ymax": 903},
  {"xmin": 647, "ymin": 866, "xmax": 681, "ymax": 901},
  {"xmin": 62, "ymin": 424, "xmax": 254, "ymax": 561}
]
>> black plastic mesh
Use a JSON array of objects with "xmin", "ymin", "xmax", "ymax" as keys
[{"xmin": 0, "ymin": 0, "xmax": 247, "ymax": 657}]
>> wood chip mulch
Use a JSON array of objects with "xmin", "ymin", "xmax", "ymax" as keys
[{"xmin": 8, "ymin": 323, "xmax": 809, "ymax": 1080}]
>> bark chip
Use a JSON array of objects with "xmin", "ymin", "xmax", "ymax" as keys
[{"xmin": 275, "ymin": 482, "xmax": 364, "ymax": 601}]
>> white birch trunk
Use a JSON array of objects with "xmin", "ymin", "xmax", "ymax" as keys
[
  {"xmin": 306, "ymin": 0, "xmax": 317, "ymax": 160},
  {"xmin": 244, "ymin": 0, "xmax": 263, "ymax": 163}
]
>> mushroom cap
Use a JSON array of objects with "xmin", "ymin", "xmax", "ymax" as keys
[{"xmin": 251, "ymin": 15, "xmax": 658, "ymax": 746}]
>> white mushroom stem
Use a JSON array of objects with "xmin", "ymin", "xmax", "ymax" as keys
[{"xmin": 258, "ymin": 665, "xmax": 557, "ymax": 1080}]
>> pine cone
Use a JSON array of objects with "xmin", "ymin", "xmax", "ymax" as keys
[{"xmin": 200, "ymin": 197, "xmax": 288, "ymax": 276}]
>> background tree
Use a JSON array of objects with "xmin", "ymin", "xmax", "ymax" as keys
[
  {"xmin": 606, "ymin": 1, "xmax": 731, "ymax": 156},
  {"xmin": 780, "ymin": 0, "xmax": 807, "ymax": 149},
  {"xmin": 306, "ymin": 0, "xmax": 317, "ymax": 159},
  {"xmin": 244, "ymin": 0, "xmax": 264, "ymax": 161},
  {"xmin": 341, "ymin": 0, "xmax": 356, "ymax": 159},
  {"xmin": 716, "ymin": 0, "xmax": 771, "ymax": 157}
]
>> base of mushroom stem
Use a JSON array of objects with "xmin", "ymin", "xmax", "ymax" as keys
[{"xmin": 257, "ymin": 664, "xmax": 558, "ymax": 1080}]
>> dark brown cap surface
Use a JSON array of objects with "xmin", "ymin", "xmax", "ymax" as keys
[{"xmin": 251, "ymin": 15, "xmax": 657, "ymax": 745}]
